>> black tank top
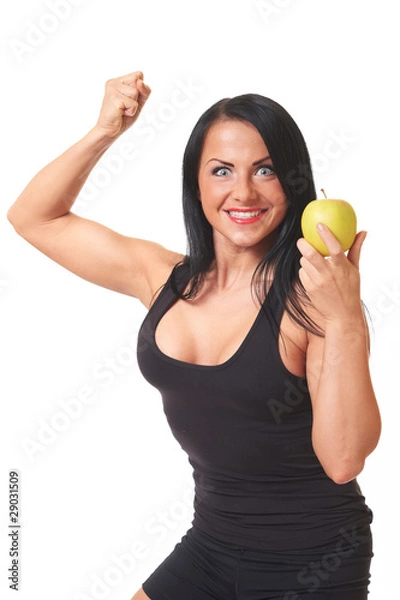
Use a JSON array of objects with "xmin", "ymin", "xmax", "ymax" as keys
[{"xmin": 137, "ymin": 263, "xmax": 372, "ymax": 550}]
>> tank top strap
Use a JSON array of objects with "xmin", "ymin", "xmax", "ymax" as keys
[
  {"xmin": 146, "ymin": 262, "xmax": 191, "ymax": 326},
  {"xmin": 260, "ymin": 278, "xmax": 283, "ymax": 338},
  {"xmin": 146, "ymin": 262, "xmax": 282, "ymax": 336}
]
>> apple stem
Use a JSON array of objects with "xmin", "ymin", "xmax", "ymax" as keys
[{"xmin": 320, "ymin": 188, "xmax": 327, "ymax": 199}]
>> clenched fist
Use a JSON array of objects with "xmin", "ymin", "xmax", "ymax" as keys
[{"xmin": 95, "ymin": 71, "xmax": 151, "ymax": 138}]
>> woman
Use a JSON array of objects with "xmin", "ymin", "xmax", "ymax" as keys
[{"xmin": 8, "ymin": 71, "xmax": 381, "ymax": 599}]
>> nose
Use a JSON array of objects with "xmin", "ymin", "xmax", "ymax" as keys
[{"xmin": 233, "ymin": 174, "xmax": 257, "ymax": 203}]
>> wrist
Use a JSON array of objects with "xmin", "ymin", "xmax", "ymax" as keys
[
  {"xmin": 324, "ymin": 311, "xmax": 369, "ymax": 345},
  {"xmin": 324, "ymin": 302, "xmax": 366, "ymax": 328},
  {"xmin": 86, "ymin": 125, "xmax": 121, "ymax": 149}
]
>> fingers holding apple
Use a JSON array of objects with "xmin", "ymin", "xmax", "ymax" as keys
[
  {"xmin": 299, "ymin": 221, "xmax": 366, "ymax": 262},
  {"xmin": 346, "ymin": 230, "xmax": 367, "ymax": 270},
  {"xmin": 307, "ymin": 222, "xmax": 345, "ymax": 260},
  {"xmin": 297, "ymin": 200, "xmax": 367, "ymax": 322},
  {"xmin": 300, "ymin": 196, "xmax": 357, "ymax": 256},
  {"xmin": 297, "ymin": 233, "xmax": 365, "ymax": 323},
  {"xmin": 299, "ymin": 192, "xmax": 366, "ymax": 267}
]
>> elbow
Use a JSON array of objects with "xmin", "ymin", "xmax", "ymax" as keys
[
  {"xmin": 7, "ymin": 205, "xmax": 17, "ymax": 227},
  {"xmin": 318, "ymin": 455, "xmax": 366, "ymax": 485},
  {"xmin": 315, "ymin": 421, "xmax": 382, "ymax": 486},
  {"xmin": 7, "ymin": 205, "xmax": 31, "ymax": 238},
  {"xmin": 7, "ymin": 205, "xmax": 22, "ymax": 233},
  {"xmin": 328, "ymin": 464, "xmax": 364, "ymax": 485}
]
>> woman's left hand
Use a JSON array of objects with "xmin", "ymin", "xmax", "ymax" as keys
[{"xmin": 296, "ymin": 224, "xmax": 367, "ymax": 324}]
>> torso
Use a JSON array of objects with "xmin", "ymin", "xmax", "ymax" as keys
[
  {"xmin": 154, "ymin": 274, "xmax": 308, "ymax": 377},
  {"xmin": 137, "ymin": 262, "xmax": 372, "ymax": 551}
]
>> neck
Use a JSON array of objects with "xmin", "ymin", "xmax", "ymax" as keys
[
  {"xmin": 210, "ymin": 246, "xmax": 267, "ymax": 292},
  {"xmin": 193, "ymin": 226, "xmax": 277, "ymax": 293}
]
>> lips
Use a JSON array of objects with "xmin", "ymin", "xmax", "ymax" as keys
[{"xmin": 225, "ymin": 208, "xmax": 267, "ymax": 224}]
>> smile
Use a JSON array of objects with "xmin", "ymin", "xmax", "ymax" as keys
[{"xmin": 225, "ymin": 209, "xmax": 267, "ymax": 224}]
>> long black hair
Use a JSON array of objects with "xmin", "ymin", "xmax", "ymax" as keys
[{"xmin": 172, "ymin": 93, "xmax": 322, "ymax": 335}]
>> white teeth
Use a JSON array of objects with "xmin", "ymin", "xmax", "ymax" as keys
[{"xmin": 228, "ymin": 210, "xmax": 263, "ymax": 219}]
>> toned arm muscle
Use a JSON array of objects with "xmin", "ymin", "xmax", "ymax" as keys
[
  {"xmin": 7, "ymin": 72, "xmax": 183, "ymax": 308},
  {"xmin": 305, "ymin": 314, "xmax": 380, "ymax": 484},
  {"xmin": 12, "ymin": 211, "xmax": 183, "ymax": 305},
  {"xmin": 298, "ymin": 225, "xmax": 381, "ymax": 484}
]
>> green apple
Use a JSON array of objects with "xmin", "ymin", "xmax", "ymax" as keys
[{"xmin": 301, "ymin": 198, "xmax": 357, "ymax": 256}]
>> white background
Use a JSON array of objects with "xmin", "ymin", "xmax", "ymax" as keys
[{"xmin": 1, "ymin": 1, "xmax": 398, "ymax": 598}]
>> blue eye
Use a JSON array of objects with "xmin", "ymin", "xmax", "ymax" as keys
[
  {"xmin": 256, "ymin": 165, "xmax": 275, "ymax": 176},
  {"xmin": 212, "ymin": 167, "xmax": 231, "ymax": 177}
]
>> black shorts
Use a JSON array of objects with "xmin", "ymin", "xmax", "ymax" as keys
[{"xmin": 142, "ymin": 525, "xmax": 373, "ymax": 599}]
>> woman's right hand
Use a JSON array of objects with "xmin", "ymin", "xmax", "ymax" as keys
[{"xmin": 95, "ymin": 71, "xmax": 151, "ymax": 139}]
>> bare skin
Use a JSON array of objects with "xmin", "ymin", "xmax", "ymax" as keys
[
  {"xmin": 130, "ymin": 589, "xmax": 150, "ymax": 600},
  {"xmin": 155, "ymin": 119, "xmax": 304, "ymax": 373},
  {"xmin": 7, "ymin": 72, "xmax": 182, "ymax": 307},
  {"xmin": 8, "ymin": 71, "xmax": 381, "ymax": 600}
]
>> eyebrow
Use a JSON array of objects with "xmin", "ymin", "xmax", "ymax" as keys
[{"xmin": 206, "ymin": 155, "xmax": 272, "ymax": 166}]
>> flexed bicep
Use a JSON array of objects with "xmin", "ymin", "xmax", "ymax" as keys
[{"xmin": 14, "ymin": 210, "xmax": 182, "ymax": 306}]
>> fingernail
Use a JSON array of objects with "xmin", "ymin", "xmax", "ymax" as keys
[{"xmin": 316, "ymin": 222, "xmax": 325, "ymax": 231}]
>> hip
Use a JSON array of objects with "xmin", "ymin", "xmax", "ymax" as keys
[{"xmin": 142, "ymin": 524, "xmax": 373, "ymax": 599}]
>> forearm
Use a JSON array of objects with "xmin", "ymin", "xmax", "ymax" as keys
[
  {"xmin": 8, "ymin": 73, "xmax": 151, "ymax": 234},
  {"xmin": 311, "ymin": 313, "xmax": 381, "ymax": 483},
  {"xmin": 7, "ymin": 127, "xmax": 114, "ymax": 229}
]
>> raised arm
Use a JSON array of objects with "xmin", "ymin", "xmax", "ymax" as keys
[
  {"xmin": 297, "ymin": 225, "xmax": 381, "ymax": 484},
  {"xmin": 7, "ymin": 72, "xmax": 183, "ymax": 308}
]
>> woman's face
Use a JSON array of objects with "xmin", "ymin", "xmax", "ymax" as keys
[{"xmin": 197, "ymin": 119, "xmax": 288, "ymax": 256}]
